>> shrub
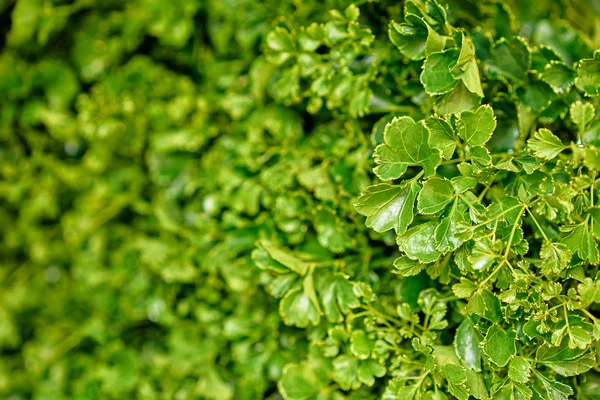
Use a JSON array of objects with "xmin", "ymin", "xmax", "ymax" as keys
[{"xmin": 0, "ymin": 0, "xmax": 599, "ymax": 399}]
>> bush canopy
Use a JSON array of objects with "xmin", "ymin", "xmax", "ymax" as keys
[{"xmin": 1, "ymin": 0, "xmax": 600, "ymax": 399}]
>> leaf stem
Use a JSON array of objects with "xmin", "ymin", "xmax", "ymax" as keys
[
  {"xmin": 563, "ymin": 303, "xmax": 571, "ymax": 332},
  {"xmin": 440, "ymin": 158, "xmax": 466, "ymax": 166},
  {"xmin": 478, "ymin": 184, "xmax": 491, "ymax": 201},
  {"xmin": 407, "ymin": 170, "xmax": 425, "ymax": 183},
  {"xmin": 548, "ymin": 302, "xmax": 566, "ymax": 312},
  {"xmin": 580, "ymin": 308, "xmax": 598, "ymax": 323},
  {"xmin": 364, "ymin": 304, "xmax": 402, "ymax": 327},
  {"xmin": 592, "ymin": 171, "xmax": 596, "ymax": 206},
  {"xmin": 479, "ymin": 204, "xmax": 525, "ymax": 287},
  {"xmin": 503, "ymin": 205, "xmax": 526, "ymax": 259},
  {"xmin": 468, "ymin": 203, "xmax": 525, "ymax": 231},
  {"xmin": 525, "ymin": 205, "xmax": 549, "ymax": 241},
  {"xmin": 479, "ymin": 259, "xmax": 506, "ymax": 287}
]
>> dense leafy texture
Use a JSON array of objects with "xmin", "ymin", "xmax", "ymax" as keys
[{"xmin": 1, "ymin": 0, "xmax": 600, "ymax": 399}]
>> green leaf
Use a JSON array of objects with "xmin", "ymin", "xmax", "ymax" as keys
[
  {"xmin": 508, "ymin": 356, "xmax": 531, "ymax": 383},
  {"xmin": 373, "ymin": 116, "xmax": 442, "ymax": 180},
  {"xmin": 280, "ymin": 288, "xmax": 321, "ymax": 327},
  {"xmin": 486, "ymin": 37, "xmax": 530, "ymax": 83},
  {"xmin": 344, "ymin": 4, "xmax": 360, "ymax": 21},
  {"xmin": 537, "ymin": 341, "xmax": 595, "ymax": 377},
  {"xmin": 279, "ymin": 363, "xmax": 323, "ymax": 400},
  {"xmin": 531, "ymin": 370, "xmax": 574, "ymax": 399},
  {"xmin": 267, "ymin": 27, "xmax": 296, "ymax": 53},
  {"xmin": 388, "ymin": 19, "xmax": 427, "ymax": 60},
  {"xmin": 427, "ymin": 116, "xmax": 457, "ymax": 159},
  {"xmin": 384, "ymin": 379, "xmax": 421, "ymax": 399},
  {"xmin": 482, "ymin": 325, "xmax": 516, "ymax": 367},
  {"xmin": 577, "ymin": 277, "xmax": 600, "ymax": 308},
  {"xmin": 389, "ymin": 14, "xmax": 445, "ymax": 61},
  {"xmin": 268, "ymin": 273, "xmax": 298, "ymax": 298},
  {"xmin": 453, "ymin": 278, "xmax": 478, "ymax": 298},
  {"xmin": 355, "ymin": 182, "xmax": 420, "ymax": 234},
  {"xmin": 464, "ymin": 292, "xmax": 486, "ymax": 319},
  {"xmin": 584, "ymin": 146, "xmax": 600, "ymax": 170},
  {"xmin": 469, "ymin": 146, "xmax": 492, "ymax": 165},
  {"xmin": 468, "ymin": 238, "xmax": 498, "ymax": 271},
  {"xmin": 104, "ymin": 349, "xmax": 138, "ymax": 392},
  {"xmin": 397, "ymin": 220, "xmax": 442, "ymax": 263},
  {"xmin": 527, "ymin": 128, "xmax": 566, "ymax": 159},
  {"xmin": 253, "ymin": 241, "xmax": 308, "ymax": 275},
  {"xmin": 561, "ymin": 221, "xmax": 599, "ymax": 264},
  {"xmin": 539, "ymin": 241, "xmax": 572, "ymax": 276},
  {"xmin": 567, "ymin": 325, "xmax": 592, "ymax": 350},
  {"xmin": 417, "ymin": 177, "xmax": 454, "ymax": 214},
  {"xmin": 357, "ymin": 359, "xmax": 386, "ymax": 386},
  {"xmin": 441, "ymin": 364, "xmax": 469, "ymax": 400},
  {"xmin": 7, "ymin": 0, "xmax": 42, "ymax": 47},
  {"xmin": 350, "ymin": 330, "xmax": 374, "ymax": 360},
  {"xmin": 421, "ymin": 49, "xmax": 459, "ymax": 95},
  {"xmin": 495, "ymin": 158, "xmax": 519, "ymax": 172},
  {"xmin": 498, "ymin": 382, "xmax": 532, "ymax": 400},
  {"xmin": 425, "ymin": 24, "xmax": 447, "ymax": 56},
  {"xmin": 480, "ymin": 290, "xmax": 503, "ymax": 323},
  {"xmin": 323, "ymin": 275, "xmax": 360, "ymax": 323},
  {"xmin": 273, "ymin": 64, "xmax": 301, "ymax": 100},
  {"xmin": 297, "ymin": 166, "xmax": 336, "ymax": 202},
  {"xmin": 516, "ymin": 75, "xmax": 556, "ymax": 112},
  {"xmin": 197, "ymin": 367, "xmax": 234, "ymax": 400},
  {"xmin": 590, "ymin": 207, "xmax": 600, "ymax": 239},
  {"xmin": 541, "ymin": 61, "xmax": 575, "ymax": 94},
  {"xmin": 13, "ymin": 2, "xmax": 600, "ymax": 398},
  {"xmin": 451, "ymin": 33, "xmax": 484, "ymax": 97},
  {"xmin": 454, "ymin": 318, "xmax": 483, "ymax": 371},
  {"xmin": 332, "ymin": 355, "xmax": 361, "ymax": 390},
  {"xmin": 451, "ymin": 176, "xmax": 477, "ymax": 193},
  {"xmin": 464, "ymin": 369, "xmax": 489, "ymax": 400},
  {"xmin": 576, "ymin": 50, "xmax": 600, "ymax": 96},
  {"xmin": 515, "ymin": 156, "xmax": 541, "ymax": 174},
  {"xmin": 570, "ymin": 101, "xmax": 595, "ymax": 136},
  {"xmin": 435, "ymin": 201, "xmax": 469, "ymax": 253},
  {"xmin": 457, "ymin": 105, "xmax": 496, "ymax": 147},
  {"xmin": 302, "ymin": 268, "xmax": 322, "ymax": 316},
  {"xmin": 314, "ymin": 208, "xmax": 352, "ymax": 253},
  {"xmin": 435, "ymin": 81, "xmax": 482, "ymax": 115},
  {"xmin": 393, "ymin": 256, "xmax": 425, "ymax": 277}
]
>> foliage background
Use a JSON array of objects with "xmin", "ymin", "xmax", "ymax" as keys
[{"xmin": 0, "ymin": 0, "xmax": 599, "ymax": 399}]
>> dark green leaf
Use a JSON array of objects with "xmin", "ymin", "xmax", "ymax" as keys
[
  {"xmin": 454, "ymin": 318, "xmax": 483, "ymax": 371},
  {"xmin": 541, "ymin": 61, "xmax": 575, "ymax": 94},
  {"xmin": 486, "ymin": 37, "xmax": 530, "ymax": 83}
]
